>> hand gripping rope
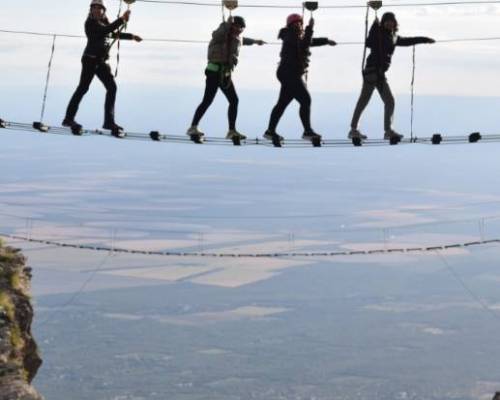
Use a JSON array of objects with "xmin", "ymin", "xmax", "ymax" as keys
[
  {"xmin": 113, "ymin": 0, "xmax": 136, "ymax": 77},
  {"xmin": 223, "ymin": 0, "xmax": 238, "ymax": 20},
  {"xmin": 302, "ymin": 2, "xmax": 318, "ymax": 86},
  {"xmin": 361, "ymin": 1, "xmax": 381, "ymax": 72}
]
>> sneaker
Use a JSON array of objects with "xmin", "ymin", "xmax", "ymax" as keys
[
  {"xmin": 384, "ymin": 129, "xmax": 404, "ymax": 141},
  {"xmin": 348, "ymin": 128, "xmax": 367, "ymax": 140},
  {"xmin": 187, "ymin": 126, "xmax": 205, "ymax": 137},
  {"xmin": 111, "ymin": 129, "xmax": 126, "ymax": 139},
  {"xmin": 302, "ymin": 130, "xmax": 322, "ymax": 140},
  {"xmin": 103, "ymin": 122, "xmax": 124, "ymax": 131},
  {"xmin": 226, "ymin": 129, "xmax": 247, "ymax": 140},
  {"xmin": 263, "ymin": 130, "xmax": 283, "ymax": 141}
]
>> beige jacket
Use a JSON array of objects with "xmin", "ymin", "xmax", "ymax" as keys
[{"xmin": 207, "ymin": 21, "xmax": 257, "ymax": 69}]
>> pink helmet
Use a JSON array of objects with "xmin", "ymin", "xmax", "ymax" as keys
[{"xmin": 287, "ymin": 13, "xmax": 303, "ymax": 26}]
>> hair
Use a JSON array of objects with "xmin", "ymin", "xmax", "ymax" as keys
[
  {"xmin": 232, "ymin": 16, "xmax": 246, "ymax": 29},
  {"xmin": 381, "ymin": 12, "xmax": 399, "ymax": 32},
  {"xmin": 88, "ymin": 5, "xmax": 107, "ymax": 20}
]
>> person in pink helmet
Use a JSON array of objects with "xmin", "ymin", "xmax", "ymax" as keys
[
  {"xmin": 264, "ymin": 14, "xmax": 336, "ymax": 142},
  {"xmin": 62, "ymin": 0, "xmax": 142, "ymax": 137}
]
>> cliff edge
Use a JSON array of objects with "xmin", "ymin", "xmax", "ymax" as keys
[{"xmin": 0, "ymin": 240, "xmax": 43, "ymax": 400}]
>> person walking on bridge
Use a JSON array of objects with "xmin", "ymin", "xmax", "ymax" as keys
[
  {"xmin": 63, "ymin": 0, "xmax": 142, "ymax": 137},
  {"xmin": 264, "ymin": 14, "xmax": 336, "ymax": 143},
  {"xmin": 349, "ymin": 12, "xmax": 434, "ymax": 142},
  {"xmin": 187, "ymin": 16, "xmax": 266, "ymax": 141}
]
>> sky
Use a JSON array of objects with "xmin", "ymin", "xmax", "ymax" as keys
[{"xmin": 1, "ymin": 0, "xmax": 500, "ymax": 96}]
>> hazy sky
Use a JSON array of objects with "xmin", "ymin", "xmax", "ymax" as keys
[{"xmin": 1, "ymin": 0, "xmax": 500, "ymax": 97}]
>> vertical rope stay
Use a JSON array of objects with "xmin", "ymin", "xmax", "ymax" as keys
[
  {"xmin": 115, "ymin": 0, "xmax": 124, "ymax": 77},
  {"xmin": 361, "ymin": 5, "xmax": 370, "ymax": 73},
  {"xmin": 410, "ymin": 45, "xmax": 416, "ymax": 142},
  {"xmin": 303, "ymin": 3, "xmax": 309, "ymax": 85},
  {"xmin": 40, "ymin": 34, "xmax": 57, "ymax": 122},
  {"xmin": 221, "ymin": 0, "xmax": 226, "ymax": 22}
]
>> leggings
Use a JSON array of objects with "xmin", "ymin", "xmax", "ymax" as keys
[
  {"xmin": 351, "ymin": 72, "xmax": 395, "ymax": 132},
  {"xmin": 66, "ymin": 56, "xmax": 117, "ymax": 125},
  {"xmin": 191, "ymin": 70, "xmax": 239, "ymax": 130},
  {"xmin": 268, "ymin": 69, "xmax": 312, "ymax": 133}
]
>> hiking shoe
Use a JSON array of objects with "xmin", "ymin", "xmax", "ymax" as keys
[
  {"xmin": 302, "ymin": 130, "xmax": 322, "ymax": 140},
  {"xmin": 348, "ymin": 128, "xmax": 367, "ymax": 140},
  {"xmin": 384, "ymin": 129, "xmax": 404, "ymax": 141},
  {"xmin": 226, "ymin": 129, "xmax": 247, "ymax": 140},
  {"xmin": 111, "ymin": 129, "xmax": 126, "ymax": 139},
  {"xmin": 103, "ymin": 122, "xmax": 124, "ymax": 131},
  {"xmin": 263, "ymin": 130, "xmax": 283, "ymax": 141},
  {"xmin": 187, "ymin": 126, "xmax": 205, "ymax": 137}
]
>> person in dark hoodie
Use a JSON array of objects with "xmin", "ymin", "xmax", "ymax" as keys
[
  {"xmin": 187, "ymin": 16, "xmax": 265, "ymax": 140},
  {"xmin": 62, "ymin": 0, "xmax": 142, "ymax": 137},
  {"xmin": 349, "ymin": 12, "xmax": 434, "ymax": 141},
  {"xmin": 264, "ymin": 14, "xmax": 336, "ymax": 142}
]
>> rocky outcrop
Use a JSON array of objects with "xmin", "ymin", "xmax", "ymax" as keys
[{"xmin": 0, "ymin": 240, "xmax": 43, "ymax": 400}]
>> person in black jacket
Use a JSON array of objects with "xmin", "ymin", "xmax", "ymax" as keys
[
  {"xmin": 264, "ymin": 14, "xmax": 336, "ymax": 142},
  {"xmin": 349, "ymin": 12, "xmax": 434, "ymax": 141},
  {"xmin": 62, "ymin": 0, "xmax": 142, "ymax": 136}
]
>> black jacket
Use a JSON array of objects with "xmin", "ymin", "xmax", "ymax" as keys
[
  {"xmin": 365, "ymin": 21, "xmax": 432, "ymax": 73},
  {"xmin": 83, "ymin": 16, "xmax": 134, "ymax": 60},
  {"xmin": 277, "ymin": 25, "xmax": 330, "ymax": 76}
]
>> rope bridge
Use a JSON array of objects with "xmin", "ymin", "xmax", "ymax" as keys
[
  {"xmin": 2, "ymin": 119, "xmax": 498, "ymax": 147},
  {"xmin": 1, "ymin": 0, "xmax": 500, "ymax": 148},
  {"xmin": 1, "ymin": 231, "xmax": 499, "ymax": 258}
]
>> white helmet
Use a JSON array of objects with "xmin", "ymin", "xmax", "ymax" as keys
[{"xmin": 90, "ymin": 0, "xmax": 106, "ymax": 10}]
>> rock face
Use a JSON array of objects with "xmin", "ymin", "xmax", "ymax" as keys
[{"xmin": 0, "ymin": 240, "xmax": 43, "ymax": 400}]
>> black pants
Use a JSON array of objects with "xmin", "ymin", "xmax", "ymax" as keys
[
  {"xmin": 268, "ymin": 69, "xmax": 312, "ymax": 132},
  {"xmin": 65, "ymin": 56, "xmax": 117, "ymax": 125},
  {"xmin": 191, "ymin": 70, "xmax": 239, "ymax": 130}
]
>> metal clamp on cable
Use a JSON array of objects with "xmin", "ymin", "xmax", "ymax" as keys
[
  {"xmin": 389, "ymin": 136, "xmax": 401, "ymax": 146},
  {"xmin": 32, "ymin": 121, "xmax": 49, "ymax": 132},
  {"xmin": 272, "ymin": 136, "xmax": 282, "ymax": 148},
  {"xmin": 469, "ymin": 132, "xmax": 481, "ymax": 143},
  {"xmin": 191, "ymin": 134, "xmax": 204, "ymax": 144},
  {"xmin": 368, "ymin": 1, "xmax": 382, "ymax": 10},
  {"xmin": 231, "ymin": 136, "xmax": 241, "ymax": 146},
  {"xmin": 149, "ymin": 131, "xmax": 161, "ymax": 141},
  {"xmin": 304, "ymin": 1, "xmax": 319, "ymax": 14},
  {"xmin": 352, "ymin": 137, "xmax": 363, "ymax": 147},
  {"xmin": 224, "ymin": 0, "xmax": 238, "ymax": 10},
  {"xmin": 0, "ymin": 119, "xmax": 6, "ymax": 129},
  {"xmin": 312, "ymin": 137, "xmax": 321, "ymax": 148},
  {"xmin": 432, "ymin": 133, "xmax": 442, "ymax": 145}
]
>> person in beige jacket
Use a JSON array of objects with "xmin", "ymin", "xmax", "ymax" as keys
[{"xmin": 187, "ymin": 16, "xmax": 265, "ymax": 140}]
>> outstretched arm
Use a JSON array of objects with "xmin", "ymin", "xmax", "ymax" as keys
[
  {"xmin": 311, "ymin": 38, "xmax": 336, "ymax": 47},
  {"xmin": 112, "ymin": 32, "xmax": 142, "ymax": 42},
  {"xmin": 397, "ymin": 36, "xmax": 435, "ymax": 46},
  {"xmin": 87, "ymin": 18, "xmax": 125, "ymax": 37},
  {"xmin": 242, "ymin": 38, "xmax": 266, "ymax": 46}
]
